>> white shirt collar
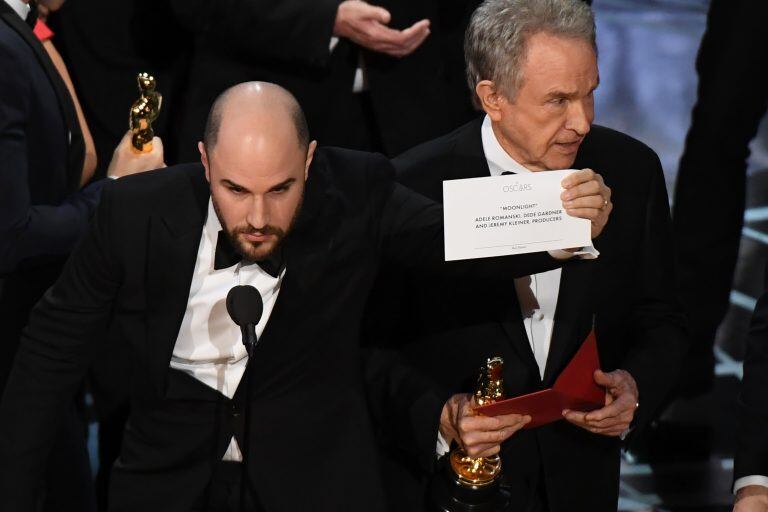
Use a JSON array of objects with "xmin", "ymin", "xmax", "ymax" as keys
[
  {"xmin": 3, "ymin": 0, "xmax": 30, "ymax": 20},
  {"xmin": 480, "ymin": 115, "xmax": 533, "ymax": 176},
  {"xmin": 204, "ymin": 198, "xmax": 223, "ymax": 239},
  {"xmin": 202, "ymin": 198, "xmax": 225, "ymax": 271}
]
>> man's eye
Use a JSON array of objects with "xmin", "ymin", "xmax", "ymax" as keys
[
  {"xmin": 550, "ymin": 98, "xmax": 566, "ymax": 105},
  {"xmin": 229, "ymin": 186, "xmax": 244, "ymax": 194}
]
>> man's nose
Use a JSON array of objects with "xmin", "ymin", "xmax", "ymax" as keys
[
  {"xmin": 566, "ymin": 100, "xmax": 593, "ymax": 136},
  {"xmin": 246, "ymin": 196, "xmax": 269, "ymax": 230}
]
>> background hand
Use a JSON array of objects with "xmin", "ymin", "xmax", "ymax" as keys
[
  {"xmin": 107, "ymin": 131, "xmax": 166, "ymax": 179},
  {"xmin": 333, "ymin": 0, "xmax": 430, "ymax": 58}
]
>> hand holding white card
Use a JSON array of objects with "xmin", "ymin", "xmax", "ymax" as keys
[{"xmin": 443, "ymin": 170, "xmax": 591, "ymax": 261}]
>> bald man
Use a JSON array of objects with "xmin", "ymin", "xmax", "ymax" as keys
[{"xmin": 0, "ymin": 82, "xmax": 611, "ymax": 512}]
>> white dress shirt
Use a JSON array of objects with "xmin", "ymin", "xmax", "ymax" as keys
[
  {"xmin": 170, "ymin": 199, "xmax": 284, "ymax": 461},
  {"xmin": 3, "ymin": 0, "xmax": 30, "ymax": 20}
]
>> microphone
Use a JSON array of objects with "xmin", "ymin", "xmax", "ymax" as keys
[{"xmin": 226, "ymin": 285, "xmax": 264, "ymax": 355}]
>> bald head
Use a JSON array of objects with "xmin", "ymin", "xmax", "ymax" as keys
[{"xmin": 202, "ymin": 82, "xmax": 310, "ymax": 153}]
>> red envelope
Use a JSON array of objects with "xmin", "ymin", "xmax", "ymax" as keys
[{"xmin": 475, "ymin": 331, "xmax": 605, "ymax": 428}]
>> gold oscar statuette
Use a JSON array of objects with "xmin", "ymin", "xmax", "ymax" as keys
[
  {"xmin": 448, "ymin": 357, "xmax": 505, "ymax": 489},
  {"xmin": 129, "ymin": 72, "xmax": 162, "ymax": 153}
]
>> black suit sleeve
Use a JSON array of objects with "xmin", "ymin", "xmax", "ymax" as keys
[
  {"xmin": 0, "ymin": 183, "xmax": 122, "ymax": 509},
  {"xmin": 362, "ymin": 347, "xmax": 450, "ymax": 473},
  {"xmin": 0, "ymin": 42, "xmax": 103, "ymax": 274},
  {"xmin": 734, "ymin": 262, "xmax": 768, "ymax": 482},
  {"xmin": 170, "ymin": 0, "xmax": 341, "ymax": 67},
  {"xmin": 618, "ymin": 153, "xmax": 688, "ymax": 435}
]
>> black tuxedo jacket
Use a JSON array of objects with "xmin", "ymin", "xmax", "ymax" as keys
[
  {"xmin": 0, "ymin": 3, "xmax": 103, "ymax": 388},
  {"xmin": 735, "ymin": 260, "xmax": 768, "ymax": 484},
  {"xmin": 0, "ymin": 147, "xmax": 562, "ymax": 511},
  {"xmin": 168, "ymin": 0, "xmax": 479, "ymax": 160},
  {"xmin": 364, "ymin": 118, "xmax": 687, "ymax": 511}
]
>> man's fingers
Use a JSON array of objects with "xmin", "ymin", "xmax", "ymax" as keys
[
  {"xmin": 562, "ymin": 195, "xmax": 606, "ymax": 210},
  {"xmin": 564, "ymin": 409, "xmax": 631, "ymax": 436},
  {"xmin": 561, "ymin": 179, "xmax": 602, "ymax": 201},
  {"xmin": 465, "ymin": 443, "xmax": 501, "ymax": 458},
  {"xmin": 584, "ymin": 397, "xmax": 633, "ymax": 422},
  {"xmin": 561, "ymin": 168, "xmax": 596, "ymax": 189},
  {"xmin": 364, "ymin": 18, "xmax": 430, "ymax": 57},
  {"xmin": 399, "ymin": 18, "xmax": 431, "ymax": 48},
  {"xmin": 564, "ymin": 207, "xmax": 601, "ymax": 220},
  {"xmin": 461, "ymin": 424, "xmax": 518, "ymax": 446},
  {"xmin": 462, "ymin": 420, "xmax": 530, "ymax": 455},
  {"xmin": 583, "ymin": 409, "xmax": 634, "ymax": 429},
  {"xmin": 593, "ymin": 369, "xmax": 615, "ymax": 387},
  {"xmin": 367, "ymin": 23, "xmax": 412, "ymax": 46},
  {"xmin": 585, "ymin": 425, "xmax": 627, "ymax": 437},
  {"xmin": 458, "ymin": 413, "xmax": 527, "ymax": 434},
  {"xmin": 563, "ymin": 409, "xmax": 589, "ymax": 427}
]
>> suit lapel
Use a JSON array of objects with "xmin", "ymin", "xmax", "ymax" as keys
[
  {"xmin": 541, "ymin": 258, "xmax": 596, "ymax": 386},
  {"xmin": 0, "ymin": 4, "xmax": 84, "ymax": 192},
  {"xmin": 146, "ymin": 167, "xmax": 210, "ymax": 393}
]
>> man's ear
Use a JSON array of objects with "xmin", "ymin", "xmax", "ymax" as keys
[
  {"xmin": 304, "ymin": 140, "xmax": 318, "ymax": 181},
  {"xmin": 199, "ymin": 142, "xmax": 211, "ymax": 183},
  {"xmin": 475, "ymin": 80, "xmax": 505, "ymax": 122}
]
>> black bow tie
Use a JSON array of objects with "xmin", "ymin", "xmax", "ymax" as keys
[
  {"xmin": 213, "ymin": 230, "xmax": 283, "ymax": 278},
  {"xmin": 501, "ymin": 171, "xmax": 515, "ymax": 175}
]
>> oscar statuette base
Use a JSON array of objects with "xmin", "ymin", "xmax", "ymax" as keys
[{"xmin": 429, "ymin": 455, "xmax": 511, "ymax": 512}]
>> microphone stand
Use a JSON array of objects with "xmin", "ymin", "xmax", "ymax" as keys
[{"xmin": 238, "ymin": 323, "xmax": 257, "ymax": 512}]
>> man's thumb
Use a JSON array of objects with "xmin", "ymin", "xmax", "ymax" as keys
[
  {"xmin": 593, "ymin": 369, "xmax": 613, "ymax": 387},
  {"xmin": 366, "ymin": 4, "xmax": 392, "ymax": 24}
]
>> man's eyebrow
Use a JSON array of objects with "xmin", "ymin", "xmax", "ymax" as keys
[
  {"xmin": 545, "ymin": 89, "xmax": 578, "ymax": 99},
  {"xmin": 268, "ymin": 178, "xmax": 296, "ymax": 192},
  {"xmin": 221, "ymin": 179, "xmax": 250, "ymax": 193}
]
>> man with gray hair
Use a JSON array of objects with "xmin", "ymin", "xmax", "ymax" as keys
[{"xmin": 364, "ymin": 0, "xmax": 686, "ymax": 510}]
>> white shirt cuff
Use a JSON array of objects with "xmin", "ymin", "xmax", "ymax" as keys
[
  {"xmin": 548, "ymin": 244, "xmax": 600, "ymax": 261},
  {"xmin": 734, "ymin": 475, "xmax": 768, "ymax": 494},
  {"xmin": 329, "ymin": 36, "xmax": 339, "ymax": 53},
  {"xmin": 436, "ymin": 431, "xmax": 450, "ymax": 457}
]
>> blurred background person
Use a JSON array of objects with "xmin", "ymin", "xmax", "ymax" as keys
[
  {"xmin": 169, "ymin": 0, "xmax": 483, "ymax": 160},
  {"xmin": 48, "ymin": 0, "xmax": 190, "ymax": 178},
  {"xmin": 672, "ymin": 0, "xmax": 768, "ymax": 399},
  {"xmin": 44, "ymin": 3, "xmax": 189, "ymax": 506},
  {"xmin": 0, "ymin": 0, "xmax": 164, "ymax": 509}
]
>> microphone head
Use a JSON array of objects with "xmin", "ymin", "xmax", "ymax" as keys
[{"xmin": 226, "ymin": 285, "xmax": 264, "ymax": 327}]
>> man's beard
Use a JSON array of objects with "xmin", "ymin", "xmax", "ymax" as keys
[{"xmin": 211, "ymin": 191, "xmax": 304, "ymax": 261}]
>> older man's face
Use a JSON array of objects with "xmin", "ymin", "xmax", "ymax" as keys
[{"xmin": 491, "ymin": 32, "xmax": 598, "ymax": 171}]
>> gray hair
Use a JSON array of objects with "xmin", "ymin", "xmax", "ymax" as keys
[{"xmin": 465, "ymin": 0, "xmax": 596, "ymax": 107}]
